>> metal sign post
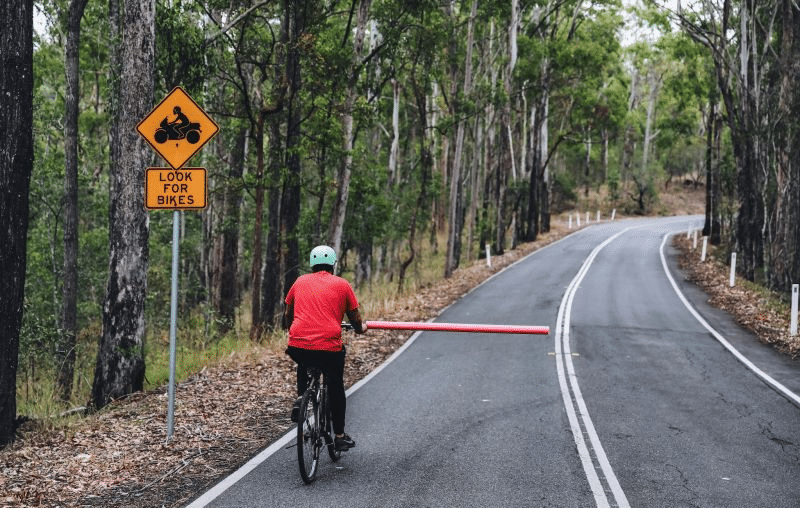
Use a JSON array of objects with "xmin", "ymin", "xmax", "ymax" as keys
[{"xmin": 166, "ymin": 211, "xmax": 180, "ymax": 441}]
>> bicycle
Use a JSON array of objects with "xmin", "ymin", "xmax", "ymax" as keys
[
  {"xmin": 295, "ymin": 366, "xmax": 342, "ymax": 484},
  {"xmin": 290, "ymin": 322, "xmax": 358, "ymax": 483}
]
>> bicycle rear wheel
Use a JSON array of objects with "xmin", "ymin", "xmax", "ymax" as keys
[{"xmin": 297, "ymin": 390, "xmax": 321, "ymax": 483}]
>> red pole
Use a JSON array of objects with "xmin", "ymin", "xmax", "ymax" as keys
[{"xmin": 366, "ymin": 320, "xmax": 549, "ymax": 335}]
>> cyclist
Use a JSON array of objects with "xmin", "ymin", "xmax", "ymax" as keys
[{"xmin": 283, "ymin": 245, "xmax": 367, "ymax": 451}]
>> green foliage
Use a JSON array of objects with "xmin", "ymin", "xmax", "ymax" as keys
[
  {"xmin": 607, "ymin": 165, "xmax": 621, "ymax": 202},
  {"xmin": 19, "ymin": 0, "xmax": 738, "ymax": 416},
  {"xmin": 155, "ymin": 1, "xmax": 210, "ymax": 95},
  {"xmin": 552, "ymin": 171, "xmax": 578, "ymax": 211}
]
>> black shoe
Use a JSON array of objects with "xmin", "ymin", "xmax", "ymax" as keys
[
  {"xmin": 334, "ymin": 433, "xmax": 356, "ymax": 451},
  {"xmin": 290, "ymin": 398, "xmax": 302, "ymax": 422}
]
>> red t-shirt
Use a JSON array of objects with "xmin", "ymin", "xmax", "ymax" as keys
[{"xmin": 285, "ymin": 271, "xmax": 359, "ymax": 351}]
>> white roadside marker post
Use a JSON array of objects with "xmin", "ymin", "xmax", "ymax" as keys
[
  {"xmin": 791, "ymin": 284, "xmax": 798, "ymax": 337},
  {"xmin": 701, "ymin": 236, "xmax": 708, "ymax": 262},
  {"xmin": 730, "ymin": 252, "xmax": 737, "ymax": 287}
]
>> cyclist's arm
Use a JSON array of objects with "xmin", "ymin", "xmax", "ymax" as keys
[
  {"xmin": 345, "ymin": 308, "xmax": 367, "ymax": 334},
  {"xmin": 282, "ymin": 302, "xmax": 294, "ymax": 331}
]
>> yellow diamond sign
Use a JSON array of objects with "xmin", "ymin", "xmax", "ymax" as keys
[{"xmin": 137, "ymin": 86, "xmax": 218, "ymax": 170}]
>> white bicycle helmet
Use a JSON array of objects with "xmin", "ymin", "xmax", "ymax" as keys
[{"xmin": 309, "ymin": 245, "xmax": 337, "ymax": 267}]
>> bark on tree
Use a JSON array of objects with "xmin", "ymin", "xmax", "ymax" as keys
[
  {"xmin": 91, "ymin": 0, "xmax": 154, "ymax": 410},
  {"xmin": 262, "ymin": 110, "xmax": 285, "ymax": 329},
  {"xmin": 57, "ymin": 0, "xmax": 90, "ymax": 403},
  {"xmin": 0, "ymin": 0, "xmax": 34, "ymax": 445},
  {"xmin": 261, "ymin": 16, "xmax": 289, "ymax": 331},
  {"xmin": 328, "ymin": 0, "xmax": 371, "ymax": 256},
  {"xmin": 398, "ymin": 69, "xmax": 434, "ymax": 291},
  {"xmin": 249, "ymin": 112, "xmax": 266, "ymax": 340},
  {"xmin": 771, "ymin": 0, "xmax": 800, "ymax": 290},
  {"xmin": 703, "ymin": 81, "xmax": 722, "ymax": 245},
  {"xmin": 210, "ymin": 127, "xmax": 246, "ymax": 332},
  {"xmin": 445, "ymin": 0, "xmax": 477, "ymax": 277},
  {"xmin": 281, "ymin": 0, "xmax": 305, "ymax": 294}
]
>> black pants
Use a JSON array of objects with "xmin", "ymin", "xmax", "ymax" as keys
[{"xmin": 285, "ymin": 346, "xmax": 347, "ymax": 435}]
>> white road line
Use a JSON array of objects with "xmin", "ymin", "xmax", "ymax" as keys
[
  {"xmin": 659, "ymin": 232, "xmax": 800, "ymax": 408},
  {"xmin": 555, "ymin": 228, "xmax": 631, "ymax": 508}
]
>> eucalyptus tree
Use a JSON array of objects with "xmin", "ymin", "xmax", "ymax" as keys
[
  {"xmin": 676, "ymin": 0, "xmax": 800, "ymax": 289},
  {"xmin": 57, "ymin": 0, "xmax": 89, "ymax": 403},
  {"xmin": 91, "ymin": 0, "xmax": 154, "ymax": 410},
  {"xmin": 518, "ymin": 0, "xmax": 624, "ymax": 235},
  {"xmin": 0, "ymin": 0, "xmax": 34, "ymax": 445},
  {"xmin": 655, "ymin": 30, "xmax": 719, "ymax": 239},
  {"xmin": 197, "ymin": 0, "xmax": 289, "ymax": 337},
  {"xmin": 444, "ymin": 0, "xmax": 478, "ymax": 276},
  {"xmin": 328, "ymin": 0, "xmax": 372, "ymax": 257}
]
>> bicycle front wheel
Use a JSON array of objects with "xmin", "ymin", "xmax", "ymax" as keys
[{"xmin": 297, "ymin": 390, "xmax": 321, "ymax": 483}]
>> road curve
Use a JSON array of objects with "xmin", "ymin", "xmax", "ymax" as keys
[{"xmin": 187, "ymin": 216, "xmax": 800, "ymax": 508}]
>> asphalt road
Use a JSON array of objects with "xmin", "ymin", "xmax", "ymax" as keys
[{"xmin": 187, "ymin": 216, "xmax": 800, "ymax": 508}]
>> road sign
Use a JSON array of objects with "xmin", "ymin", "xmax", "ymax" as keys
[
  {"xmin": 137, "ymin": 86, "xmax": 219, "ymax": 170},
  {"xmin": 145, "ymin": 167, "xmax": 207, "ymax": 210}
]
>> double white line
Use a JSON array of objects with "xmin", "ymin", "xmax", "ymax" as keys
[{"xmin": 554, "ymin": 229, "xmax": 630, "ymax": 508}]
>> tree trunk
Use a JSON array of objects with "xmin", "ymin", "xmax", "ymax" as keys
[
  {"xmin": 92, "ymin": 0, "xmax": 154, "ymax": 410},
  {"xmin": 328, "ymin": 0, "xmax": 371, "ymax": 256},
  {"xmin": 771, "ymin": 0, "xmax": 800, "ymax": 290},
  {"xmin": 445, "ymin": 0, "xmax": 477, "ymax": 277},
  {"xmin": 495, "ymin": 114, "xmax": 509, "ymax": 255},
  {"xmin": 0, "ymin": 0, "xmax": 34, "ymax": 445},
  {"xmin": 58, "ymin": 0, "xmax": 90, "ymax": 403},
  {"xmin": 526, "ymin": 103, "xmax": 540, "ymax": 242},
  {"xmin": 249, "ymin": 112, "xmax": 266, "ymax": 340},
  {"xmin": 281, "ymin": 0, "xmax": 306, "ymax": 294},
  {"xmin": 583, "ymin": 125, "xmax": 591, "ymax": 196},
  {"xmin": 210, "ymin": 126, "xmax": 246, "ymax": 332},
  {"xmin": 788, "ymin": 0, "xmax": 800, "ymax": 289},
  {"xmin": 703, "ymin": 82, "xmax": 721, "ymax": 245},
  {"xmin": 262, "ymin": 116, "xmax": 284, "ymax": 329},
  {"xmin": 261, "ymin": 14, "xmax": 289, "ymax": 331},
  {"xmin": 537, "ymin": 75, "xmax": 551, "ymax": 234}
]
